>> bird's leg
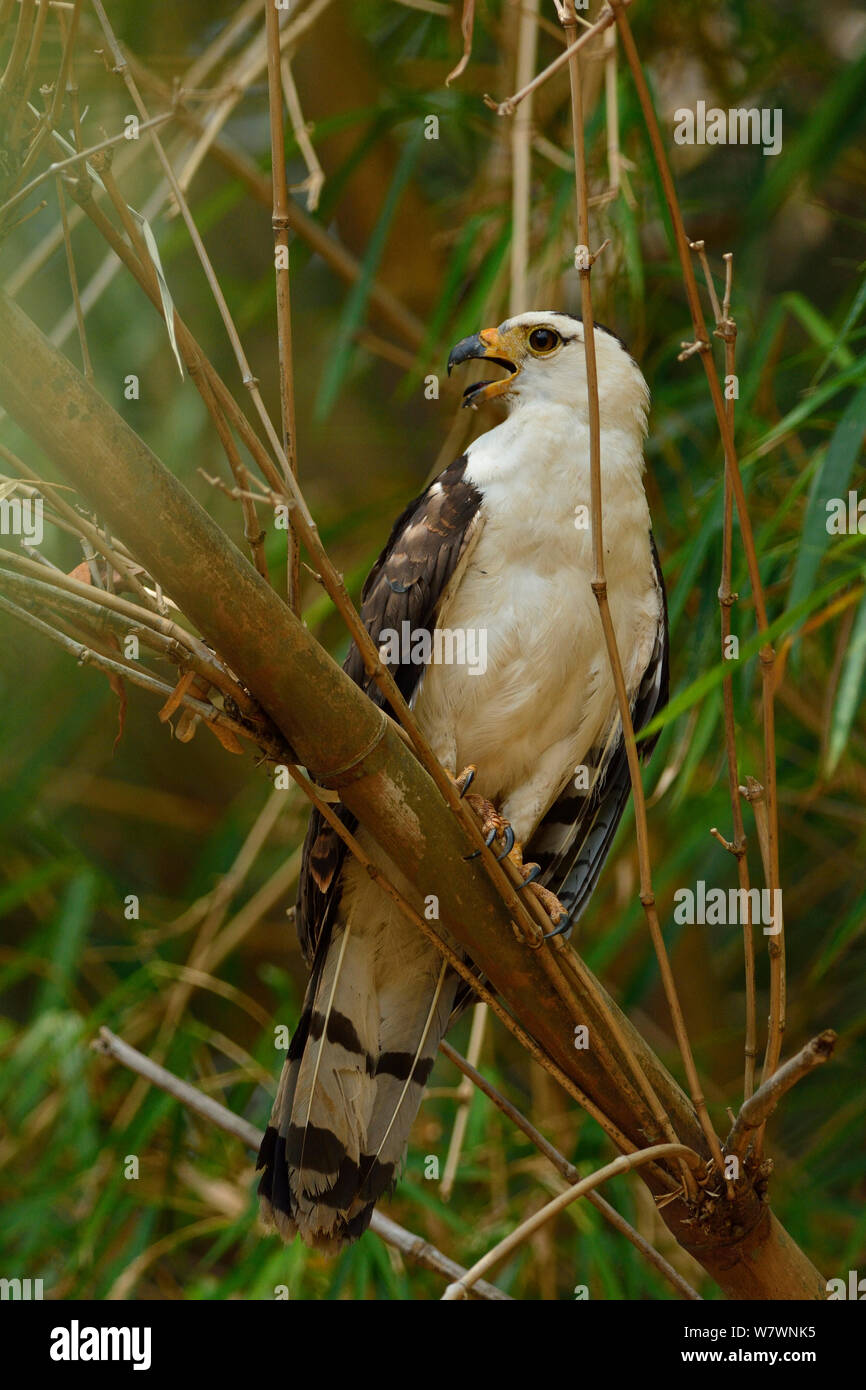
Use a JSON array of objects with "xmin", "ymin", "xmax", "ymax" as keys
[
  {"xmin": 444, "ymin": 766, "xmax": 509, "ymax": 857},
  {"xmin": 455, "ymin": 779, "xmax": 568, "ymax": 927},
  {"xmin": 451, "ymin": 764, "xmax": 477, "ymax": 798},
  {"xmin": 461, "ymin": 792, "xmax": 511, "ymax": 857},
  {"xmin": 508, "ymin": 839, "xmax": 569, "ymax": 928}
]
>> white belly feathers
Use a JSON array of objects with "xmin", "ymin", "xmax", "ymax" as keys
[{"xmin": 412, "ymin": 403, "xmax": 661, "ymax": 841}]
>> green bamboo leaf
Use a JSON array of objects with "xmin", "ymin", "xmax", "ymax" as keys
[
  {"xmin": 398, "ymin": 209, "xmax": 489, "ymax": 397},
  {"xmin": 36, "ymin": 870, "xmax": 97, "ymax": 1015},
  {"xmin": 778, "ymin": 292, "xmax": 854, "ymax": 371},
  {"xmin": 809, "ymin": 888, "xmax": 866, "ymax": 983},
  {"xmin": 824, "ymin": 588, "xmax": 866, "ymax": 776},
  {"xmin": 739, "ymin": 357, "xmax": 866, "ymax": 469},
  {"xmin": 315, "ymin": 125, "xmax": 424, "ymax": 419},
  {"xmin": 813, "ymin": 269, "xmax": 866, "ymax": 386},
  {"xmin": 127, "ymin": 207, "xmax": 184, "ymax": 379},
  {"xmin": 748, "ymin": 47, "xmax": 866, "ymax": 225},
  {"xmin": 639, "ymin": 564, "xmax": 864, "ymax": 740},
  {"xmin": 788, "ymin": 379, "xmax": 866, "ymax": 614}
]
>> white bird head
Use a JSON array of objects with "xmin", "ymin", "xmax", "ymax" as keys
[{"xmin": 447, "ymin": 310, "xmax": 649, "ymax": 435}]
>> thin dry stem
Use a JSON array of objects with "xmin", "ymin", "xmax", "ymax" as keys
[
  {"xmin": 0, "ymin": 108, "xmax": 173, "ymax": 222},
  {"xmin": 491, "ymin": 2, "xmax": 628, "ymax": 116},
  {"xmin": 727, "ymin": 1032, "xmax": 836, "ymax": 1158},
  {"xmin": 440, "ymin": 1002, "xmax": 488, "ymax": 1200},
  {"xmin": 92, "ymin": 1027, "xmax": 509, "ymax": 1300},
  {"xmin": 438, "ymin": 1041, "xmax": 701, "ymax": 1300},
  {"xmin": 128, "ymin": 48, "xmax": 425, "ymax": 350},
  {"xmin": 174, "ymin": 0, "xmax": 336, "ymax": 197},
  {"xmin": 264, "ymin": 0, "xmax": 301, "ymax": 612},
  {"xmin": 113, "ymin": 788, "xmax": 290, "ymax": 1130},
  {"xmin": 0, "ymin": 548, "xmax": 260, "ymax": 717},
  {"xmin": 0, "ymin": 590, "xmax": 280, "ymax": 757},
  {"xmin": 603, "ymin": 23, "xmax": 620, "ymax": 196},
  {"xmin": 509, "ymin": 0, "xmax": 539, "ymax": 314},
  {"xmin": 560, "ymin": 0, "xmax": 720, "ymax": 1198},
  {"xmin": 54, "ymin": 174, "xmax": 92, "ymax": 379},
  {"xmin": 553, "ymin": 940, "xmax": 684, "ymax": 1149},
  {"xmin": 280, "ymin": 56, "xmax": 324, "ymax": 211},
  {"xmin": 441, "ymin": 1142, "xmax": 701, "ymax": 1299},
  {"xmin": 692, "ymin": 243, "xmax": 757, "ymax": 1103},
  {"xmin": 610, "ymin": 0, "xmax": 784, "ymax": 1105},
  {"xmin": 0, "ymin": 441, "xmax": 154, "ymax": 604}
]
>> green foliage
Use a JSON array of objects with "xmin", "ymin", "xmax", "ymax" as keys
[{"xmin": 1, "ymin": 0, "xmax": 864, "ymax": 1300}]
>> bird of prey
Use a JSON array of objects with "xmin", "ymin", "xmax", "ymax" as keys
[{"xmin": 257, "ymin": 311, "xmax": 668, "ymax": 1250}]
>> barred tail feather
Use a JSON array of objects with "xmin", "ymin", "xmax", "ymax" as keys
[
  {"xmin": 257, "ymin": 872, "xmax": 456, "ymax": 1251},
  {"xmin": 360, "ymin": 958, "xmax": 455, "ymax": 1203}
]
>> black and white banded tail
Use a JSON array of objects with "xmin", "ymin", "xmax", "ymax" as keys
[{"xmin": 257, "ymin": 863, "xmax": 458, "ymax": 1250}]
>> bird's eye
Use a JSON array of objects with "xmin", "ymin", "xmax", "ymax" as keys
[{"xmin": 528, "ymin": 327, "xmax": 560, "ymax": 354}]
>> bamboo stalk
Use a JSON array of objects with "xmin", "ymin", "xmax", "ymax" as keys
[
  {"xmin": 694, "ymin": 244, "xmax": 758, "ymax": 1103},
  {"xmin": 440, "ymin": 1003, "xmax": 488, "ymax": 1200},
  {"xmin": 557, "ymin": 0, "xmax": 721, "ymax": 1197},
  {"xmin": 264, "ymin": 0, "xmax": 301, "ymax": 612},
  {"xmin": 608, "ymin": 0, "xmax": 784, "ymax": 1104},
  {"xmin": 510, "ymin": 0, "xmax": 539, "ymax": 315}
]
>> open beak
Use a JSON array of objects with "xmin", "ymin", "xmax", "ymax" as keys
[{"xmin": 447, "ymin": 325, "xmax": 522, "ymax": 407}]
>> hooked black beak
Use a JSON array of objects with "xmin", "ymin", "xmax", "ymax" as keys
[
  {"xmin": 447, "ymin": 333, "xmax": 487, "ymax": 374},
  {"xmin": 447, "ymin": 328, "xmax": 521, "ymax": 407}
]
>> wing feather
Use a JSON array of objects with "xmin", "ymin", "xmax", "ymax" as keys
[
  {"xmin": 526, "ymin": 531, "xmax": 669, "ymax": 925},
  {"xmin": 295, "ymin": 454, "xmax": 483, "ymax": 965}
]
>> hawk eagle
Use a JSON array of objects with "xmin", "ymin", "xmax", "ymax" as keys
[{"xmin": 257, "ymin": 311, "xmax": 668, "ymax": 1249}]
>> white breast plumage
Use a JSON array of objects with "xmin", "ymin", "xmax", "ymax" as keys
[{"xmin": 414, "ymin": 399, "xmax": 661, "ymax": 842}]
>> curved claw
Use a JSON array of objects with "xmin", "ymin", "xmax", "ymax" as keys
[
  {"xmin": 458, "ymin": 767, "xmax": 476, "ymax": 797},
  {"xmin": 518, "ymin": 863, "xmax": 543, "ymax": 888},
  {"xmin": 543, "ymin": 909, "xmax": 575, "ymax": 941},
  {"xmin": 463, "ymin": 825, "xmax": 497, "ymax": 861},
  {"xmin": 495, "ymin": 824, "xmax": 515, "ymax": 860}
]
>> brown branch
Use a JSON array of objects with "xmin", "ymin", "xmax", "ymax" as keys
[{"xmin": 727, "ymin": 1032, "xmax": 836, "ymax": 1158}]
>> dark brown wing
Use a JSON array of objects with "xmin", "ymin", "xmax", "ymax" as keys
[
  {"xmin": 295, "ymin": 455, "xmax": 484, "ymax": 966},
  {"xmin": 526, "ymin": 531, "xmax": 669, "ymax": 931}
]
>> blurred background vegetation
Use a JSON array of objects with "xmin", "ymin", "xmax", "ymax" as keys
[{"xmin": 1, "ymin": 0, "xmax": 865, "ymax": 1300}]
